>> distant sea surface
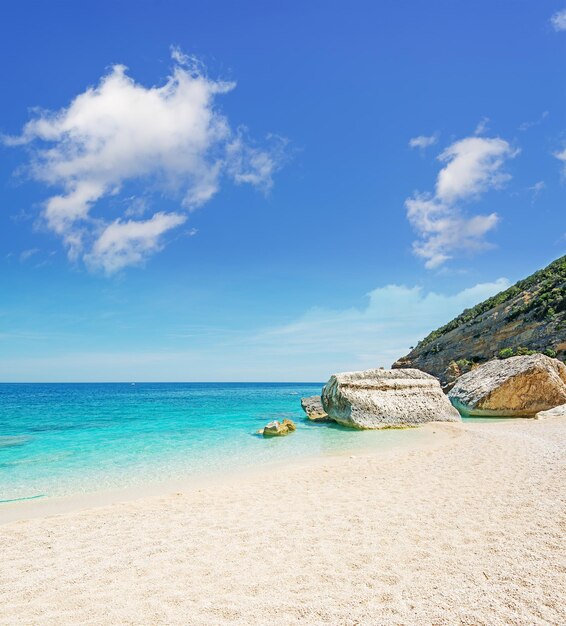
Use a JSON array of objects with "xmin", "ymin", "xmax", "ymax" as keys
[{"xmin": 0, "ymin": 382, "xmax": 433, "ymax": 503}]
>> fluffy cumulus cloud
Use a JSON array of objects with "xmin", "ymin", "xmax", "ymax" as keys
[
  {"xmin": 5, "ymin": 49, "xmax": 283, "ymax": 273},
  {"xmin": 550, "ymin": 8, "xmax": 566, "ymax": 31},
  {"xmin": 409, "ymin": 134, "xmax": 437, "ymax": 149},
  {"xmin": 406, "ymin": 135, "xmax": 518, "ymax": 269}
]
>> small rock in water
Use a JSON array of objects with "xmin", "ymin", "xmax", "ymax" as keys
[
  {"xmin": 283, "ymin": 418, "xmax": 296, "ymax": 432},
  {"xmin": 259, "ymin": 418, "xmax": 296, "ymax": 437}
]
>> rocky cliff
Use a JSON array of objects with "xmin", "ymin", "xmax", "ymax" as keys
[{"xmin": 392, "ymin": 255, "xmax": 566, "ymax": 386}]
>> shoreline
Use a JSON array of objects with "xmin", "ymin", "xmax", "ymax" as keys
[
  {"xmin": 1, "ymin": 416, "xmax": 564, "ymax": 625},
  {"xmin": 0, "ymin": 420, "xmax": 451, "ymax": 524}
]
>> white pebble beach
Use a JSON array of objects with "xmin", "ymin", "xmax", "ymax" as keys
[{"xmin": 1, "ymin": 416, "xmax": 564, "ymax": 625}]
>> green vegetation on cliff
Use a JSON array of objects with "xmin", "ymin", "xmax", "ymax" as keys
[
  {"xmin": 418, "ymin": 255, "xmax": 566, "ymax": 349},
  {"xmin": 393, "ymin": 255, "xmax": 566, "ymax": 385}
]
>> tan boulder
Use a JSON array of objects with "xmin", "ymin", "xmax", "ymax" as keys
[
  {"xmin": 321, "ymin": 368, "xmax": 461, "ymax": 429},
  {"xmin": 259, "ymin": 418, "xmax": 296, "ymax": 437},
  {"xmin": 448, "ymin": 354, "xmax": 566, "ymax": 417},
  {"xmin": 282, "ymin": 418, "xmax": 296, "ymax": 432}
]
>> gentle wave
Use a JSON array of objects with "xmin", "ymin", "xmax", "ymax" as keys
[{"xmin": 0, "ymin": 494, "xmax": 46, "ymax": 504}]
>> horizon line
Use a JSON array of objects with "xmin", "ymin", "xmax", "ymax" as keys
[{"xmin": 0, "ymin": 381, "xmax": 326, "ymax": 385}]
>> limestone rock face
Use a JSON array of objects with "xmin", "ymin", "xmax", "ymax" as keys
[
  {"xmin": 321, "ymin": 368, "xmax": 461, "ymax": 429},
  {"xmin": 300, "ymin": 396, "xmax": 331, "ymax": 422},
  {"xmin": 442, "ymin": 360, "xmax": 474, "ymax": 392},
  {"xmin": 448, "ymin": 354, "xmax": 566, "ymax": 417},
  {"xmin": 260, "ymin": 419, "xmax": 296, "ymax": 437}
]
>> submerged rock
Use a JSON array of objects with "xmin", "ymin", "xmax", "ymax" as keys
[
  {"xmin": 300, "ymin": 396, "xmax": 331, "ymax": 422},
  {"xmin": 321, "ymin": 368, "xmax": 461, "ymax": 429},
  {"xmin": 259, "ymin": 418, "xmax": 296, "ymax": 437},
  {"xmin": 448, "ymin": 354, "xmax": 566, "ymax": 417}
]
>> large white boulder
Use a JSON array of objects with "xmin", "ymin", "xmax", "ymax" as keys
[
  {"xmin": 321, "ymin": 368, "xmax": 461, "ymax": 429},
  {"xmin": 448, "ymin": 354, "xmax": 566, "ymax": 417}
]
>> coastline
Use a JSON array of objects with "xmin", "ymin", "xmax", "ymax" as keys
[
  {"xmin": 0, "ymin": 420, "xmax": 446, "ymax": 524},
  {"xmin": 1, "ymin": 416, "xmax": 564, "ymax": 625}
]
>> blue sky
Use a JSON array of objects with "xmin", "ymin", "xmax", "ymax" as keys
[{"xmin": 1, "ymin": 0, "xmax": 565, "ymax": 382}]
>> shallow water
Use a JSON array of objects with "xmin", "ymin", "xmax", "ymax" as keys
[{"xmin": 0, "ymin": 382, "xmax": 439, "ymax": 502}]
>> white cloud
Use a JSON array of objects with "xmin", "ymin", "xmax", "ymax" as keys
[
  {"xmin": 84, "ymin": 211, "xmax": 187, "ymax": 274},
  {"xmin": 250, "ymin": 279, "xmax": 510, "ymax": 366},
  {"xmin": 406, "ymin": 136, "xmax": 518, "ymax": 268},
  {"xmin": 5, "ymin": 50, "xmax": 283, "ymax": 273},
  {"xmin": 19, "ymin": 248, "xmax": 40, "ymax": 263},
  {"xmin": 123, "ymin": 197, "xmax": 150, "ymax": 218},
  {"xmin": 435, "ymin": 137, "xmax": 517, "ymax": 201},
  {"xmin": 225, "ymin": 278, "xmax": 511, "ymax": 378},
  {"xmin": 226, "ymin": 130, "xmax": 287, "ymax": 190},
  {"xmin": 0, "ymin": 279, "xmax": 510, "ymax": 381},
  {"xmin": 474, "ymin": 117, "xmax": 489, "ymax": 135},
  {"xmin": 550, "ymin": 8, "xmax": 566, "ymax": 31},
  {"xmin": 528, "ymin": 180, "xmax": 546, "ymax": 202},
  {"xmin": 518, "ymin": 110, "xmax": 549, "ymax": 131},
  {"xmin": 170, "ymin": 45, "xmax": 192, "ymax": 66},
  {"xmin": 554, "ymin": 146, "xmax": 566, "ymax": 175},
  {"xmin": 409, "ymin": 134, "xmax": 437, "ymax": 149}
]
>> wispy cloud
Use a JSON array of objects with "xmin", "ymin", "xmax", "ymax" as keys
[
  {"xmin": 550, "ymin": 8, "xmax": 566, "ymax": 31},
  {"xmin": 409, "ymin": 134, "xmax": 438, "ymax": 150},
  {"xmin": 19, "ymin": 248, "xmax": 40, "ymax": 263},
  {"xmin": 474, "ymin": 117, "xmax": 490, "ymax": 135},
  {"xmin": 518, "ymin": 110, "xmax": 549, "ymax": 131},
  {"xmin": 528, "ymin": 181, "xmax": 546, "ymax": 202},
  {"xmin": 33, "ymin": 250, "xmax": 57, "ymax": 269},
  {"xmin": 248, "ymin": 279, "xmax": 510, "ymax": 366},
  {"xmin": 406, "ymin": 136, "xmax": 518, "ymax": 269},
  {"xmin": 4, "ymin": 49, "xmax": 284, "ymax": 274},
  {"xmin": 554, "ymin": 146, "xmax": 566, "ymax": 175},
  {"xmin": 0, "ymin": 279, "xmax": 510, "ymax": 381}
]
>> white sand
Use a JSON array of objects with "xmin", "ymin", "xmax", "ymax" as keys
[{"xmin": 0, "ymin": 417, "xmax": 564, "ymax": 625}]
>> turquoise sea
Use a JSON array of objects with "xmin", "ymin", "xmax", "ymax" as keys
[{"xmin": 0, "ymin": 382, "xmax": 436, "ymax": 504}]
